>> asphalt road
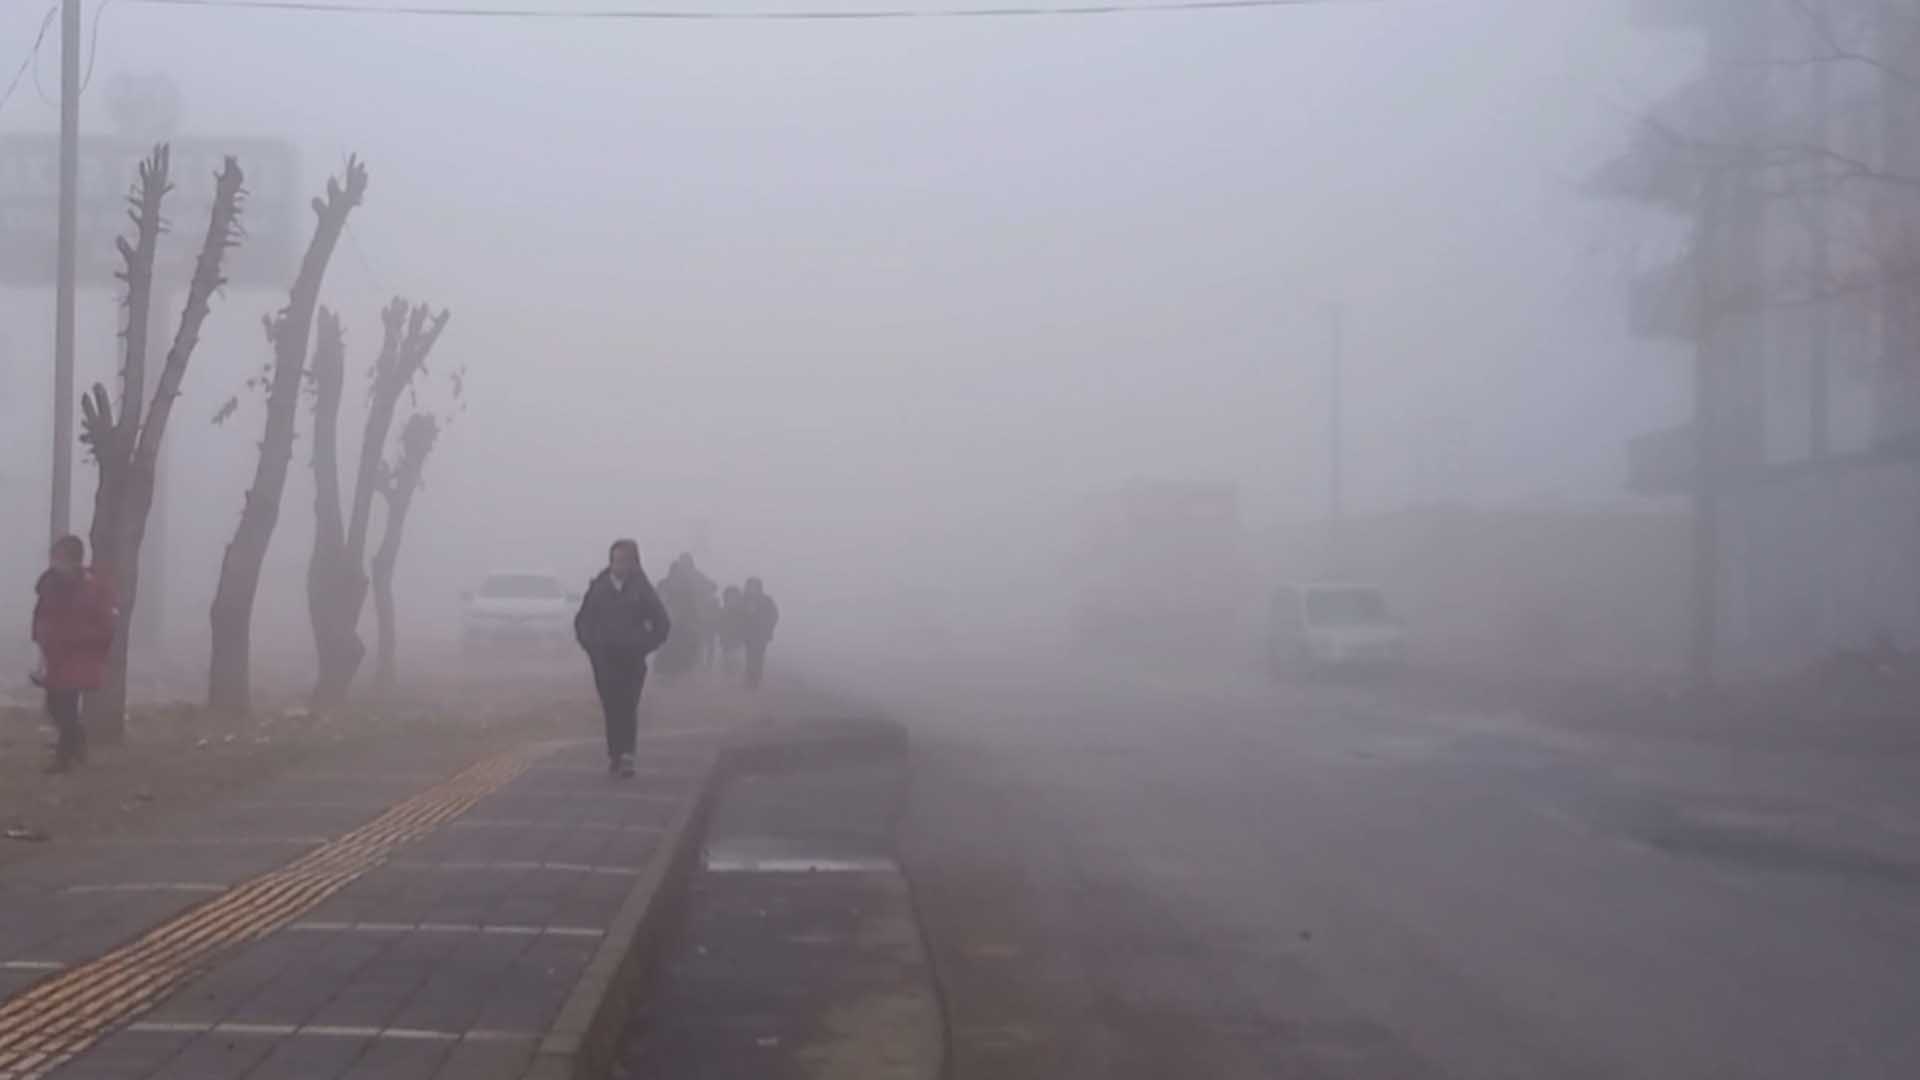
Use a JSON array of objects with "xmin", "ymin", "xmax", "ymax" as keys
[{"xmin": 823, "ymin": 651, "xmax": 1920, "ymax": 1080}]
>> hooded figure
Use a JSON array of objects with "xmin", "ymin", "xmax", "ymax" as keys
[
  {"xmin": 718, "ymin": 585, "xmax": 746, "ymax": 675},
  {"xmin": 574, "ymin": 539, "xmax": 670, "ymax": 777},
  {"xmin": 31, "ymin": 535, "xmax": 117, "ymax": 773},
  {"xmin": 740, "ymin": 577, "xmax": 780, "ymax": 690},
  {"xmin": 654, "ymin": 554, "xmax": 716, "ymax": 681}
]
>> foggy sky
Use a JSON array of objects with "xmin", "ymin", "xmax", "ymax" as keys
[{"xmin": 1, "ymin": 0, "xmax": 1698, "ymax": 654}]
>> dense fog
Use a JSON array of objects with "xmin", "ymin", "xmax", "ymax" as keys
[{"xmin": 1, "ymin": 0, "xmax": 1697, "ymax": 681}]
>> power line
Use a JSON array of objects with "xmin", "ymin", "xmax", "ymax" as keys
[
  {"xmin": 81, "ymin": 0, "xmax": 116, "ymax": 95},
  {"xmin": 30, "ymin": 0, "xmax": 117, "ymax": 107},
  {"xmin": 0, "ymin": 2, "xmax": 58, "ymax": 117},
  {"xmin": 124, "ymin": 0, "xmax": 1381, "ymax": 21}
]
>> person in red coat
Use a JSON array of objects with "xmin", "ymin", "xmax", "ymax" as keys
[{"xmin": 31, "ymin": 535, "xmax": 117, "ymax": 773}]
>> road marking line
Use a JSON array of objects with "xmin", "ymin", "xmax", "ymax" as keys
[
  {"xmin": 0, "ymin": 742, "xmax": 560, "ymax": 1079},
  {"xmin": 216, "ymin": 1023, "xmax": 297, "ymax": 1037},
  {"xmin": 381, "ymin": 1028, "xmax": 458, "ymax": 1041},
  {"xmin": 295, "ymin": 1025, "xmax": 381, "ymax": 1039},
  {"xmin": 706, "ymin": 855, "xmax": 897, "ymax": 874},
  {"xmin": 464, "ymin": 1028, "xmax": 540, "ymax": 1042},
  {"xmin": 88, "ymin": 837, "xmax": 330, "ymax": 848},
  {"xmin": 386, "ymin": 860, "xmax": 642, "ymax": 876},
  {"xmin": 63, "ymin": 884, "xmax": 225, "ymax": 895},
  {"xmin": 229, "ymin": 802, "xmax": 402, "ymax": 812},
  {"xmin": 0, "ymin": 966, "xmax": 60, "ymax": 974},
  {"xmin": 285, "ymin": 922, "xmax": 604, "ymax": 938},
  {"xmin": 119, "ymin": 1021, "xmax": 543, "ymax": 1043},
  {"xmin": 451, "ymin": 819, "xmax": 670, "ymax": 830}
]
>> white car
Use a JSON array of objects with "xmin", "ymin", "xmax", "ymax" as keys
[
  {"xmin": 1267, "ymin": 583, "xmax": 1408, "ymax": 675},
  {"xmin": 461, "ymin": 570, "xmax": 578, "ymax": 650}
]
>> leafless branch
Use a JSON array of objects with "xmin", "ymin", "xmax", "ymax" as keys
[{"xmin": 1777, "ymin": 0, "xmax": 1920, "ymax": 89}]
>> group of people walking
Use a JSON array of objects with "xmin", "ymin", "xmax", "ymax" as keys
[
  {"xmin": 26, "ymin": 535, "xmax": 776, "ymax": 782},
  {"xmin": 654, "ymin": 554, "xmax": 780, "ymax": 686},
  {"xmin": 572, "ymin": 541, "xmax": 779, "ymax": 777}
]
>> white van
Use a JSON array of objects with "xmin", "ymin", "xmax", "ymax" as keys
[
  {"xmin": 1267, "ymin": 584, "xmax": 1408, "ymax": 675},
  {"xmin": 461, "ymin": 570, "xmax": 578, "ymax": 651}
]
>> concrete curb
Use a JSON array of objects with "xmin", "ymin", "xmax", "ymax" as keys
[
  {"xmin": 516, "ymin": 748, "xmax": 720, "ymax": 1080},
  {"xmin": 517, "ymin": 715, "xmax": 910, "ymax": 1080},
  {"xmin": 720, "ymin": 714, "xmax": 908, "ymax": 775}
]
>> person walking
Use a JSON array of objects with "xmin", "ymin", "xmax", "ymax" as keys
[
  {"xmin": 718, "ymin": 585, "xmax": 746, "ymax": 676},
  {"xmin": 697, "ymin": 587, "xmax": 723, "ymax": 672},
  {"xmin": 30, "ymin": 535, "xmax": 117, "ymax": 774},
  {"xmin": 741, "ymin": 576, "xmax": 780, "ymax": 690},
  {"xmin": 653, "ymin": 554, "xmax": 715, "ymax": 682},
  {"xmin": 574, "ymin": 540, "xmax": 671, "ymax": 777}
]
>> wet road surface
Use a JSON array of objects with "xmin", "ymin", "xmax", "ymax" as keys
[{"xmin": 830, "ymin": 653, "xmax": 1920, "ymax": 1080}]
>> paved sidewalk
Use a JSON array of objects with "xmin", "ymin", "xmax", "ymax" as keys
[{"xmin": 0, "ymin": 704, "xmax": 732, "ymax": 1080}]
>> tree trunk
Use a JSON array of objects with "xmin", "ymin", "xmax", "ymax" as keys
[
  {"xmin": 71, "ymin": 154, "xmax": 245, "ymax": 737},
  {"xmin": 306, "ymin": 299, "xmax": 446, "ymax": 709},
  {"xmin": 82, "ymin": 385, "xmax": 128, "ymax": 738},
  {"xmin": 352, "ymin": 302, "xmax": 443, "ymax": 559},
  {"xmin": 79, "ymin": 149, "xmax": 167, "ymax": 744},
  {"xmin": 208, "ymin": 159, "xmax": 366, "ymax": 717},
  {"xmin": 372, "ymin": 414, "xmax": 438, "ymax": 695},
  {"xmin": 370, "ymin": 502, "xmax": 406, "ymax": 696},
  {"xmin": 305, "ymin": 308, "xmax": 363, "ymax": 710}
]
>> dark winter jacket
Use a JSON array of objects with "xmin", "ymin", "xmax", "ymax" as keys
[
  {"xmin": 32, "ymin": 568, "xmax": 117, "ymax": 691},
  {"xmin": 742, "ymin": 592, "xmax": 780, "ymax": 648},
  {"xmin": 719, "ymin": 594, "xmax": 747, "ymax": 649},
  {"xmin": 574, "ymin": 569, "xmax": 671, "ymax": 664}
]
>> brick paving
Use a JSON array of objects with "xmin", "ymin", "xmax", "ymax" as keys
[{"xmin": 0, "ymin": 722, "xmax": 726, "ymax": 1080}]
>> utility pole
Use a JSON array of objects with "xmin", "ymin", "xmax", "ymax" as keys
[
  {"xmin": 50, "ymin": 0, "xmax": 80, "ymax": 546},
  {"xmin": 1325, "ymin": 302, "xmax": 1345, "ymax": 576},
  {"xmin": 1875, "ymin": 3, "xmax": 1920, "ymax": 443},
  {"xmin": 1690, "ymin": 169, "xmax": 1724, "ymax": 696},
  {"xmin": 1807, "ymin": 45, "xmax": 1832, "ymax": 460},
  {"xmin": 1689, "ymin": 0, "xmax": 1768, "ymax": 694}
]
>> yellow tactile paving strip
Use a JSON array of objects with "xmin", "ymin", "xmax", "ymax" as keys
[{"xmin": 0, "ymin": 741, "xmax": 562, "ymax": 1079}]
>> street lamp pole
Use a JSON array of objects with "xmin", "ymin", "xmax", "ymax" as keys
[
  {"xmin": 1324, "ymin": 302, "xmax": 1345, "ymax": 576},
  {"xmin": 50, "ymin": 0, "xmax": 80, "ymax": 546}
]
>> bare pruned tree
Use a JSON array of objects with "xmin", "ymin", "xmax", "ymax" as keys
[
  {"xmin": 370, "ymin": 412, "xmax": 440, "ymax": 695},
  {"xmin": 78, "ymin": 147, "xmax": 246, "ymax": 740},
  {"xmin": 307, "ymin": 298, "xmax": 449, "ymax": 709},
  {"xmin": 208, "ymin": 157, "xmax": 367, "ymax": 717}
]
